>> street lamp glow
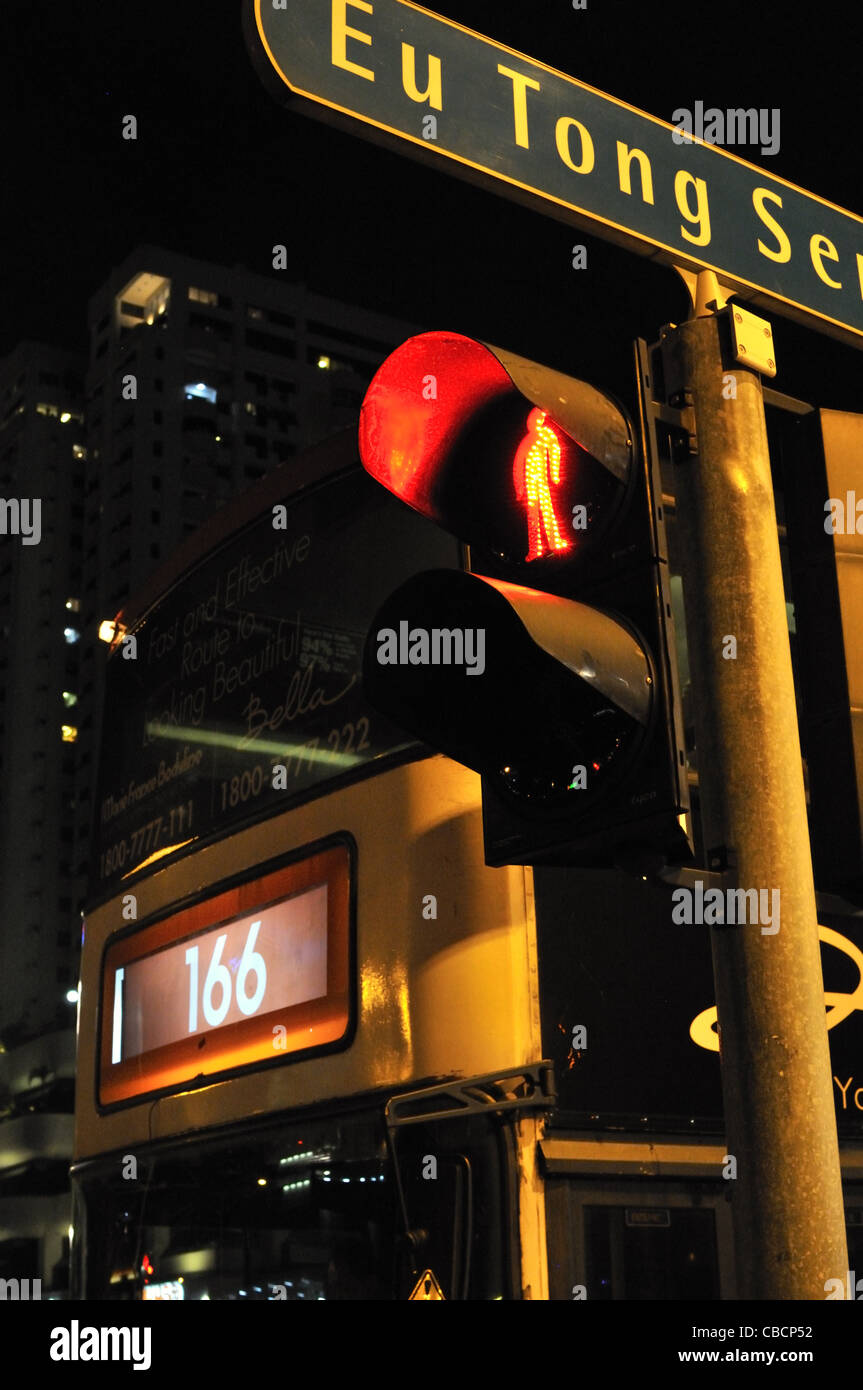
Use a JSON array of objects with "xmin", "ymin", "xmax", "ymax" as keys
[{"xmin": 99, "ymin": 619, "xmax": 126, "ymax": 644}]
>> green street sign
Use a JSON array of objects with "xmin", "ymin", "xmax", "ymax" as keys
[{"xmin": 245, "ymin": 0, "xmax": 863, "ymax": 348}]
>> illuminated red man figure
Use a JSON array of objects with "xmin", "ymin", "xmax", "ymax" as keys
[{"xmin": 513, "ymin": 407, "xmax": 570, "ymax": 560}]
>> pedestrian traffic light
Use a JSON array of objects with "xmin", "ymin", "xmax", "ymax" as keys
[{"xmin": 359, "ymin": 331, "xmax": 692, "ymax": 870}]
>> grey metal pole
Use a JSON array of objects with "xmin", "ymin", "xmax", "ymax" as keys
[{"xmin": 662, "ymin": 303, "xmax": 848, "ymax": 1300}]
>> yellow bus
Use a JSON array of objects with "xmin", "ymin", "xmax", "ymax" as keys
[
  {"xmin": 71, "ymin": 429, "xmax": 555, "ymax": 1301},
  {"xmin": 71, "ymin": 428, "xmax": 863, "ymax": 1302}
]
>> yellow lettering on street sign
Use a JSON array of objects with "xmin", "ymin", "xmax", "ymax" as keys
[{"xmin": 247, "ymin": 0, "xmax": 863, "ymax": 348}]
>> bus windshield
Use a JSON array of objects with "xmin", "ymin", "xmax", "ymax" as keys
[{"xmin": 72, "ymin": 1108, "xmax": 513, "ymax": 1300}]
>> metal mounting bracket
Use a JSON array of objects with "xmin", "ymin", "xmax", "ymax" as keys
[
  {"xmin": 385, "ymin": 1062, "xmax": 557, "ymax": 1130},
  {"xmin": 658, "ymin": 845, "xmax": 738, "ymax": 891},
  {"xmin": 728, "ymin": 304, "xmax": 777, "ymax": 378},
  {"xmin": 673, "ymin": 265, "xmax": 736, "ymax": 317}
]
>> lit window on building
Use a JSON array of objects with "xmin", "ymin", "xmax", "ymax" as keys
[
  {"xmin": 247, "ymin": 306, "xmax": 264, "ymax": 320},
  {"xmin": 65, "ymin": 598, "xmax": 81, "ymax": 612},
  {"xmin": 317, "ymin": 356, "xmax": 331, "ymax": 370},
  {"xmin": 244, "ymin": 402, "xmax": 257, "ymax": 415},
  {"xmin": 62, "ymin": 691, "xmax": 78, "ymax": 708},
  {"xmin": 72, "ymin": 443, "xmax": 87, "ymax": 460},
  {"xmin": 118, "ymin": 275, "xmax": 171, "ymax": 329},
  {"xmin": 63, "ymin": 627, "xmax": 80, "ymax": 645},
  {"xmin": 61, "ymin": 725, "xmax": 78, "ymax": 743},
  {"xmin": 189, "ymin": 287, "xmax": 218, "ymax": 306},
  {"xmin": 184, "ymin": 382, "xmax": 217, "ymax": 404},
  {"xmin": 36, "ymin": 402, "xmax": 60, "ymax": 417}
]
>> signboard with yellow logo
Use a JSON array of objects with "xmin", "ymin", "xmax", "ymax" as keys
[{"xmin": 535, "ymin": 868, "xmax": 863, "ymax": 1136}]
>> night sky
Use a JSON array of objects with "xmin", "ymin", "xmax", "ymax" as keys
[{"xmin": 2, "ymin": 0, "xmax": 862, "ymax": 411}]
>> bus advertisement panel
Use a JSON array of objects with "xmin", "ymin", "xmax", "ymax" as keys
[{"xmin": 91, "ymin": 450, "xmax": 461, "ymax": 900}]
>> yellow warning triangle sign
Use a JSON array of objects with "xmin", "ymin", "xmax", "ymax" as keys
[{"xmin": 409, "ymin": 1269, "xmax": 446, "ymax": 1300}]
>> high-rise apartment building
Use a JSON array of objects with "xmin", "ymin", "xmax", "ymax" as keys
[
  {"xmin": 0, "ymin": 341, "xmax": 85, "ymax": 1295},
  {"xmin": 0, "ymin": 341, "xmax": 86, "ymax": 1040},
  {"xmin": 83, "ymin": 244, "xmax": 418, "ymax": 615}
]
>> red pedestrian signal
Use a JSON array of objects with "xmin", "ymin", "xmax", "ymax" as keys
[
  {"xmin": 359, "ymin": 331, "xmax": 630, "ymax": 569},
  {"xmin": 513, "ymin": 408, "xmax": 570, "ymax": 560}
]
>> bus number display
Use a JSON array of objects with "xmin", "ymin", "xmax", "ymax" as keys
[
  {"xmin": 99, "ymin": 842, "xmax": 352, "ymax": 1106},
  {"xmin": 184, "ymin": 919, "xmax": 273, "ymax": 1034}
]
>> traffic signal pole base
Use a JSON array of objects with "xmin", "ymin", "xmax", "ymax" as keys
[{"xmin": 661, "ymin": 308, "xmax": 848, "ymax": 1300}]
